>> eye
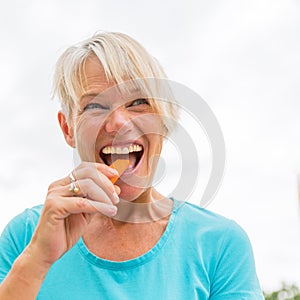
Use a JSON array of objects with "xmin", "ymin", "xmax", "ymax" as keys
[
  {"xmin": 83, "ymin": 103, "xmax": 108, "ymax": 111},
  {"xmin": 129, "ymin": 98, "xmax": 149, "ymax": 107}
]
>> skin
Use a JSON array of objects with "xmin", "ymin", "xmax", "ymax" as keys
[
  {"xmin": 0, "ymin": 56, "xmax": 171, "ymax": 298},
  {"xmin": 69, "ymin": 55, "xmax": 166, "ymax": 202}
]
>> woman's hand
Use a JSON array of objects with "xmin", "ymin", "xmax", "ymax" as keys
[{"xmin": 26, "ymin": 162, "xmax": 120, "ymax": 268}]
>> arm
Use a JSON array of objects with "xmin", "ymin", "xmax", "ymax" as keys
[
  {"xmin": 0, "ymin": 246, "xmax": 51, "ymax": 299},
  {"xmin": 0, "ymin": 162, "xmax": 119, "ymax": 299}
]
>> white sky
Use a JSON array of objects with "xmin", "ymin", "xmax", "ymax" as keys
[{"xmin": 0, "ymin": 0, "xmax": 300, "ymax": 292}]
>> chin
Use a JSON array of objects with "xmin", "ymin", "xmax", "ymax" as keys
[{"xmin": 117, "ymin": 184, "xmax": 147, "ymax": 202}]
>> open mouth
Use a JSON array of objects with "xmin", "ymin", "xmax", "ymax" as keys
[{"xmin": 100, "ymin": 143, "xmax": 144, "ymax": 171}]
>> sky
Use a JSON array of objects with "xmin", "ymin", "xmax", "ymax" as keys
[{"xmin": 1, "ymin": 0, "xmax": 300, "ymax": 292}]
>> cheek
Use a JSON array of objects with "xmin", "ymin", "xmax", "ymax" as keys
[
  {"xmin": 75, "ymin": 113, "xmax": 107, "ymax": 139},
  {"xmin": 143, "ymin": 133, "xmax": 163, "ymax": 172},
  {"xmin": 75, "ymin": 116, "xmax": 104, "ymax": 160},
  {"xmin": 134, "ymin": 113, "xmax": 165, "ymax": 137},
  {"xmin": 134, "ymin": 114, "xmax": 164, "ymax": 160},
  {"xmin": 149, "ymin": 135, "xmax": 163, "ymax": 158}
]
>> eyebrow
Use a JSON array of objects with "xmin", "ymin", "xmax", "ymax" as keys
[
  {"xmin": 80, "ymin": 93, "xmax": 105, "ymax": 101},
  {"xmin": 80, "ymin": 87, "xmax": 143, "ymax": 102}
]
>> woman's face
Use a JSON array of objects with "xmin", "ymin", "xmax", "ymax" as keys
[{"xmin": 71, "ymin": 56, "xmax": 165, "ymax": 202}]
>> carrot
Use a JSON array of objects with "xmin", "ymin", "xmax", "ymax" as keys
[{"xmin": 109, "ymin": 159, "xmax": 130, "ymax": 183}]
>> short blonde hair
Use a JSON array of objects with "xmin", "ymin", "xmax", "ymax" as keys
[{"xmin": 53, "ymin": 31, "xmax": 179, "ymax": 135}]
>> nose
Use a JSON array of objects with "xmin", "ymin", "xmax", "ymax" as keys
[{"xmin": 104, "ymin": 107, "xmax": 133, "ymax": 134}]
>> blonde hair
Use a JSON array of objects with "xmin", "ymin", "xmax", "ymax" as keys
[{"xmin": 53, "ymin": 31, "xmax": 179, "ymax": 135}]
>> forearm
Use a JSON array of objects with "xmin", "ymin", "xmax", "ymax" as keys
[
  {"xmin": 0, "ymin": 246, "xmax": 51, "ymax": 300},
  {"xmin": 0, "ymin": 162, "xmax": 118, "ymax": 299}
]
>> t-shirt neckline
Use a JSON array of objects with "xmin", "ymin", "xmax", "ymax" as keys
[{"xmin": 77, "ymin": 198, "xmax": 183, "ymax": 270}]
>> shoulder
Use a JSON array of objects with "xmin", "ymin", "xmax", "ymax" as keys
[
  {"xmin": 4, "ymin": 204, "xmax": 43, "ymax": 229},
  {"xmin": 173, "ymin": 201, "xmax": 263, "ymax": 298},
  {"xmin": 0, "ymin": 205, "xmax": 43, "ymax": 283},
  {"xmin": 173, "ymin": 200, "xmax": 252, "ymax": 252},
  {"xmin": 174, "ymin": 200, "xmax": 240, "ymax": 232},
  {"xmin": 0, "ymin": 205, "xmax": 43, "ymax": 248}
]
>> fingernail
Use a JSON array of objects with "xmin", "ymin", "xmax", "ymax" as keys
[
  {"xmin": 109, "ymin": 168, "xmax": 119, "ymax": 176},
  {"xmin": 109, "ymin": 205, "xmax": 118, "ymax": 216},
  {"xmin": 89, "ymin": 201, "xmax": 117, "ymax": 216},
  {"xmin": 113, "ymin": 192, "xmax": 120, "ymax": 204}
]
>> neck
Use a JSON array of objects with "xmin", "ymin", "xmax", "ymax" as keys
[{"xmin": 112, "ymin": 188, "xmax": 173, "ymax": 223}]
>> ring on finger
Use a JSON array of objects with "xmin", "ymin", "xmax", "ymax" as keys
[
  {"xmin": 69, "ymin": 181, "xmax": 80, "ymax": 194},
  {"xmin": 69, "ymin": 172, "xmax": 76, "ymax": 183}
]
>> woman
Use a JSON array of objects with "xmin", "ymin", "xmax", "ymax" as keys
[{"xmin": 0, "ymin": 32, "xmax": 264, "ymax": 299}]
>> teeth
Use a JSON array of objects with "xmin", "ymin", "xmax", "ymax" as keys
[
  {"xmin": 122, "ymin": 147, "xmax": 129, "ymax": 154},
  {"xmin": 102, "ymin": 144, "xmax": 142, "ymax": 154}
]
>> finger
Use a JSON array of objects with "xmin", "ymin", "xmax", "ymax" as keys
[
  {"xmin": 87, "ymin": 200, "xmax": 118, "ymax": 216},
  {"xmin": 45, "ymin": 197, "xmax": 117, "ymax": 218},
  {"xmin": 50, "ymin": 162, "xmax": 117, "ymax": 189},
  {"xmin": 114, "ymin": 185, "xmax": 121, "ymax": 195},
  {"xmin": 52, "ymin": 180, "xmax": 118, "ymax": 205},
  {"xmin": 73, "ymin": 162, "xmax": 118, "ymax": 179},
  {"xmin": 76, "ymin": 178, "xmax": 119, "ymax": 205},
  {"xmin": 69, "ymin": 198, "xmax": 118, "ymax": 217},
  {"xmin": 72, "ymin": 167, "xmax": 119, "ymax": 203},
  {"xmin": 49, "ymin": 162, "xmax": 120, "ymax": 204}
]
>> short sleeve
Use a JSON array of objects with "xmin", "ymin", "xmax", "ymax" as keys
[
  {"xmin": 209, "ymin": 221, "xmax": 264, "ymax": 300},
  {"xmin": 0, "ymin": 206, "xmax": 41, "ymax": 283}
]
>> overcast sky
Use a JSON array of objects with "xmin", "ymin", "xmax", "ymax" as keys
[{"xmin": 1, "ymin": 0, "xmax": 300, "ymax": 292}]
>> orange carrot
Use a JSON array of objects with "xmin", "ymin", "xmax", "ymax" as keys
[{"xmin": 109, "ymin": 159, "xmax": 130, "ymax": 184}]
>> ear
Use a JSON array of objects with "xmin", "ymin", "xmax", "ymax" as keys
[{"xmin": 58, "ymin": 111, "xmax": 76, "ymax": 148}]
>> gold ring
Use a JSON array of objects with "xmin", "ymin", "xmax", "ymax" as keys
[{"xmin": 69, "ymin": 181, "xmax": 80, "ymax": 194}]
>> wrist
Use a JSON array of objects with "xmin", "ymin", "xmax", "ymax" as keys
[{"xmin": 13, "ymin": 245, "xmax": 52, "ymax": 283}]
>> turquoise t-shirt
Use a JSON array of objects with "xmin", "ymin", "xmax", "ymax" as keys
[{"xmin": 0, "ymin": 200, "xmax": 264, "ymax": 299}]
